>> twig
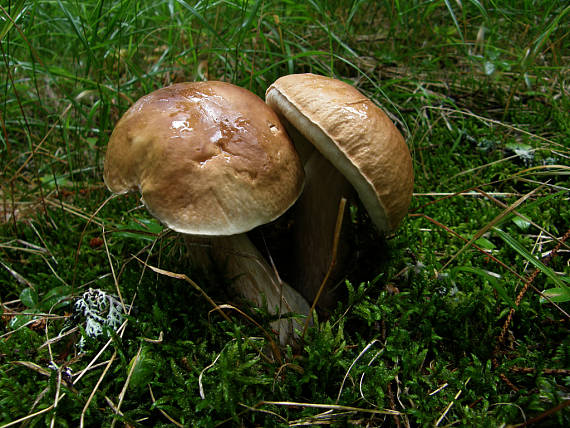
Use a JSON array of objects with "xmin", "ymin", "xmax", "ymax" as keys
[
  {"xmin": 408, "ymin": 213, "xmax": 524, "ymax": 281},
  {"xmin": 422, "ymin": 106, "xmax": 564, "ymax": 148},
  {"xmin": 49, "ymin": 368, "xmax": 63, "ymax": 428},
  {"xmin": 148, "ymin": 385, "xmax": 183, "ymax": 427},
  {"xmin": 0, "ymin": 259, "xmax": 34, "ymax": 288},
  {"xmin": 359, "ymin": 347, "xmax": 386, "ymax": 406},
  {"xmin": 510, "ymin": 366, "xmax": 570, "ymax": 375},
  {"xmin": 102, "ymin": 224, "xmax": 126, "ymax": 311},
  {"xmin": 75, "ymin": 306, "xmax": 128, "ymax": 372},
  {"xmin": 0, "ymin": 403, "xmax": 56, "ymax": 428},
  {"xmin": 133, "ymin": 256, "xmax": 232, "ymax": 323},
  {"xmin": 39, "ymin": 326, "xmax": 79, "ymax": 349},
  {"xmin": 71, "ymin": 193, "xmax": 117, "ymax": 288},
  {"xmin": 336, "ymin": 339, "xmax": 381, "ymax": 403},
  {"xmin": 135, "ymin": 257, "xmax": 281, "ymax": 362},
  {"xmin": 104, "ymin": 396, "xmax": 123, "ymax": 417},
  {"xmin": 80, "ymin": 352, "xmax": 117, "ymax": 428},
  {"xmin": 434, "ymin": 378, "xmax": 471, "ymax": 426},
  {"xmin": 476, "ymin": 188, "xmax": 570, "ymax": 251},
  {"xmin": 199, "ymin": 350, "xmax": 224, "ymax": 400},
  {"xmin": 513, "ymin": 399, "xmax": 570, "ymax": 427},
  {"xmin": 258, "ymin": 401, "xmax": 400, "ymax": 415},
  {"xmin": 381, "ymin": 318, "xmax": 402, "ymax": 427},
  {"xmin": 237, "ymin": 402, "xmax": 289, "ymax": 423},
  {"xmin": 497, "ymin": 228, "xmax": 570, "ymax": 347},
  {"xmin": 44, "ymin": 198, "xmax": 105, "ymax": 227},
  {"xmin": 493, "ymin": 228, "xmax": 570, "ymax": 391},
  {"xmin": 414, "ymin": 191, "xmax": 522, "ymax": 197},
  {"xmin": 214, "ymin": 304, "xmax": 281, "ymax": 364},
  {"xmin": 110, "ymin": 345, "xmax": 142, "ymax": 427}
]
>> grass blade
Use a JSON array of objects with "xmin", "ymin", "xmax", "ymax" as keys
[
  {"xmin": 493, "ymin": 227, "xmax": 567, "ymax": 290},
  {"xmin": 443, "ymin": 0, "xmax": 465, "ymax": 43},
  {"xmin": 0, "ymin": 0, "xmax": 27, "ymax": 41},
  {"xmin": 440, "ymin": 184, "xmax": 544, "ymax": 271},
  {"xmin": 540, "ymin": 287, "xmax": 570, "ymax": 304},
  {"xmin": 452, "ymin": 266, "xmax": 514, "ymax": 306}
]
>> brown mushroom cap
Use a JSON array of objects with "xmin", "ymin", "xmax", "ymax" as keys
[
  {"xmin": 104, "ymin": 81, "xmax": 304, "ymax": 235},
  {"xmin": 265, "ymin": 73, "xmax": 413, "ymax": 232}
]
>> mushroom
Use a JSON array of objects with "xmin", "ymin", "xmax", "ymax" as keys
[
  {"xmin": 265, "ymin": 73, "xmax": 414, "ymax": 309},
  {"xmin": 104, "ymin": 81, "xmax": 309, "ymax": 344}
]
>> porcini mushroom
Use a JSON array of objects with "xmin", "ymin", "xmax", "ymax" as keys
[
  {"xmin": 266, "ymin": 73, "xmax": 414, "ymax": 308},
  {"xmin": 104, "ymin": 81, "xmax": 309, "ymax": 344}
]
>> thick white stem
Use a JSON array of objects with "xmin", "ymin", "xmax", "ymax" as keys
[
  {"xmin": 292, "ymin": 149, "xmax": 354, "ymax": 310},
  {"xmin": 184, "ymin": 234, "xmax": 310, "ymax": 345}
]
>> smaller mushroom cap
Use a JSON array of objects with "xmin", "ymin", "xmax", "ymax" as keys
[
  {"xmin": 266, "ymin": 73, "xmax": 413, "ymax": 232},
  {"xmin": 104, "ymin": 81, "xmax": 304, "ymax": 235}
]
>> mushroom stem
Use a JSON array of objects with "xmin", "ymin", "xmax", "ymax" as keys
[
  {"xmin": 291, "ymin": 148, "xmax": 354, "ymax": 310},
  {"xmin": 184, "ymin": 234, "xmax": 310, "ymax": 345}
]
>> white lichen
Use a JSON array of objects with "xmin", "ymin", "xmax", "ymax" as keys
[{"xmin": 72, "ymin": 288, "xmax": 128, "ymax": 350}]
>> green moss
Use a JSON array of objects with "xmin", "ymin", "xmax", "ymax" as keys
[{"xmin": 1, "ymin": 0, "xmax": 568, "ymax": 425}]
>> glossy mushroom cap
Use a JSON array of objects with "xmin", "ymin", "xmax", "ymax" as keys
[
  {"xmin": 104, "ymin": 81, "xmax": 304, "ymax": 235},
  {"xmin": 266, "ymin": 73, "xmax": 413, "ymax": 232}
]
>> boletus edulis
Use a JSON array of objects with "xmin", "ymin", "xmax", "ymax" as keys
[
  {"xmin": 266, "ymin": 73, "xmax": 414, "ymax": 309},
  {"xmin": 104, "ymin": 81, "xmax": 310, "ymax": 344}
]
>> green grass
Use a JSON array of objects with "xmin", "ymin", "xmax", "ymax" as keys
[{"xmin": 1, "ymin": 0, "xmax": 569, "ymax": 426}]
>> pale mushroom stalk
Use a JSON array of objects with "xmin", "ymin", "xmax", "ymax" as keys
[
  {"xmin": 266, "ymin": 105, "xmax": 355, "ymax": 308},
  {"xmin": 184, "ymin": 234, "xmax": 309, "ymax": 344},
  {"xmin": 104, "ymin": 81, "xmax": 310, "ymax": 344},
  {"xmin": 290, "ymin": 147, "xmax": 355, "ymax": 309},
  {"xmin": 266, "ymin": 74, "xmax": 414, "ymax": 310}
]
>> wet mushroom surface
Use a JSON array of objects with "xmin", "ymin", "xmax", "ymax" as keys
[
  {"xmin": 266, "ymin": 73, "xmax": 414, "ymax": 309},
  {"xmin": 104, "ymin": 81, "xmax": 309, "ymax": 344}
]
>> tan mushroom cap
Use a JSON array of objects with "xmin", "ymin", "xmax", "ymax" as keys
[
  {"xmin": 104, "ymin": 81, "xmax": 304, "ymax": 235},
  {"xmin": 265, "ymin": 73, "xmax": 413, "ymax": 232}
]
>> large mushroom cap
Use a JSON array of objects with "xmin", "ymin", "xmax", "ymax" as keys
[
  {"xmin": 104, "ymin": 81, "xmax": 304, "ymax": 235},
  {"xmin": 266, "ymin": 73, "xmax": 413, "ymax": 232}
]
